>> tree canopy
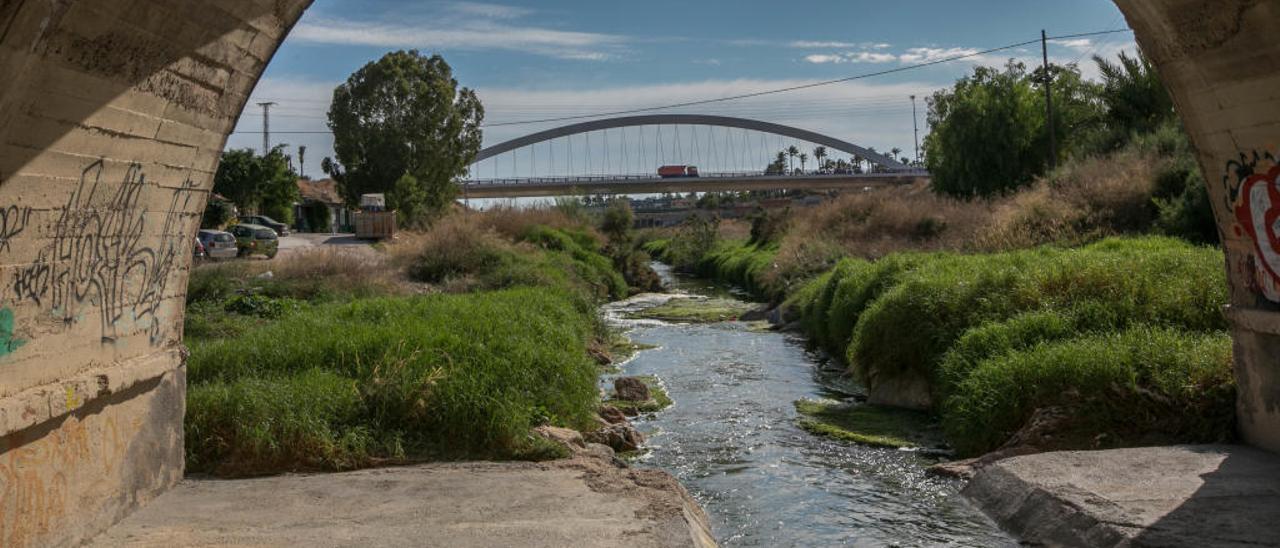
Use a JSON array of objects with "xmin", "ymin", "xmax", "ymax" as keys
[
  {"xmin": 212, "ymin": 146, "xmax": 300, "ymax": 223},
  {"xmin": 923, "ymin": 61, "xmax": 1101, "ymax": 198},
  {"xmin": 324, "ymin": 50, "xmax": 484, "ymax": 226}
]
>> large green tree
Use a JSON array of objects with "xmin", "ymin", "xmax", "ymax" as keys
[
  {"xmin": 324, "ymin": 50, "xmax": 484, "ymax": 226},
  {"xmin": 923, "ymin": 61, "xmax": 1101, "ymax": 198},
  {"xmin": 212, "ymin": 146, "xmax": 300, "ymax": 223}
]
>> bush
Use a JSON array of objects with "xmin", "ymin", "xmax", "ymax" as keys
[
  {"xmin": 202, "ymin": 199, "xmax": 235, "ymax": 229},
  {"xmin": 186, "ymin": 288, "xmax": 601, "ymax": 475},
  {"xmin": 943, "ymin": 327, "xmax": 1234, "ymax": 456},
  {"xmin": 847, "ymin": 238, "xmax": 1226, "ymax": 402}
]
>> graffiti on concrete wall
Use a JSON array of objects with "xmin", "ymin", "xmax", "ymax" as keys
[
  {"xmin": 1228, "ymin": 150, "xmax": 1280, "ymax": 301},
  {"xmin": 0, "ymin": 412, "xmax": 139, "ymax": 547},
  {"xmin": 8, "ymin": 160, "xmax": 197, "ymax": 346}
]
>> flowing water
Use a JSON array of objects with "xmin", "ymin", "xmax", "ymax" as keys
[{"xmin": 602, "ymin": 265, "xmax": 1014, "ymax": 547}]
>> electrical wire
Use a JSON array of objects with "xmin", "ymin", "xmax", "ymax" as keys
[{"xmin": 233, "ymin": 28, "xmax": 1133, "ymax": 135}]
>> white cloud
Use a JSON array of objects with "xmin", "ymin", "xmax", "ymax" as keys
[
  {"xmin": 803, "ymin": 54, "xmax": 845, "ymax": 64},
  {"xmin": 802, "ymin": 45, "xmax": 989, "ymax": 65},
  {"xmin": 289, "ymin": 4, "xmax": 627, "ymax": 61},
  {"xmin": 1052, "ymin": 38, "xmax": 1093, "ymax": 51},
  {"xmin": 898, "ymin": 47, "xmax": 983, "ymax": 64},
  {"xmin": 790, "ymin": 40, "xmax": 861, "ymax": 49},
  {"xmin": 446, "ymin": 2, "xmax": 532, "ymax": 19}
]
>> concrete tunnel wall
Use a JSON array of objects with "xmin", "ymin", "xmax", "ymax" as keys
[{"xmin": 0, "ymin": 0, "xmax": 1275, "ymax": 546}]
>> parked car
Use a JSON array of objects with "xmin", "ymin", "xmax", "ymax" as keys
[
  {"xmin": 229, "ymin": 223, "xmax": 279, "ymax": 259},
  {"xmin": 237, "ymin": 215, "xmax": 290, "ymax": 236},
  {"xmin": 197, "ymin": 229, "xmax": 239, "ymax": 260},
  {"xmin": 192, "ymin": 236, "xmax": 206, "ymax": 261}
]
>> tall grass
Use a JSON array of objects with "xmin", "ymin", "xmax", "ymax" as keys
[
  {"xmin": 185, "ymin": 208, "xmax": 636, "ymax": 476},
  {"xmin": 943, "ymin": 327, "xmax": 1234, "ymax": 455},
  {"xmin": 186, "ymin": 288, "xmax": 600, "ymax": 475}
]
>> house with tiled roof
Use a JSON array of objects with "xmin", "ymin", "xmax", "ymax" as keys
[{"xmin": 294, "ymin": 178, "xmax": 352, "ymax": 232}]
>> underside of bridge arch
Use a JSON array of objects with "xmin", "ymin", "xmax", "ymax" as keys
[
  {"xmin": 473, "ymin": 114, "xmax": 912, "ymax": 171},
  {"xmin": 0, "ymin": 1, "xmax": 1277, "ymax": 546}
]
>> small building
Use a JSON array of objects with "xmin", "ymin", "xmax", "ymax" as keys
[{"xmin": 294, "ymin": 178, "xmax": 351, "ymax": 233}]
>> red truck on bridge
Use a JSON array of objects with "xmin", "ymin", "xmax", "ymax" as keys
[{"xmin": 658, "ymin": 165, "xmax": 699, "ymax": 178}]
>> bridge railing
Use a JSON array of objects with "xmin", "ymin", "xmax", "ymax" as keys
[{"xmin": 460, "ymin": 169, "xmax": 927, "ymax": 187}]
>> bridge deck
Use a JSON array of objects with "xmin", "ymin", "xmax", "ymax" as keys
[{"xmin": 460, "ymin": 173, "xmax": 929, "ymax": 198}]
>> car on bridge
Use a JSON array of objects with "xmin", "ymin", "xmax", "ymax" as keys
[{"xmin": 658, "ymin": 165, "xmax": 699, "ymax": 178}]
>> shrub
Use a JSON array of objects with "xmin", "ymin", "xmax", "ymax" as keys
[
  {"xmin": 846, "ymin": 238, "xmax": 1226, "ymax": 403},
  {"xmin": 943, "ymin": 327, "xmax": 1234, "ymax": 456},
  {"xmin": 186, "ymin": 288, "xmax": 601, "ymax": 475}
]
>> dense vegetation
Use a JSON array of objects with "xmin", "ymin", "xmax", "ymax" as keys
[
  {"xmin": 649, "ymin": 233, "xmax": 1234, "ymax": 456},
  {"xmin": 643, "ymin": 50, "xmax": 1232, "ymax": 456},
  {"xmin": 211, "ymin": 145, "xmax": 301, "ymax": 226},
  {"xmin": 184, "ymin": 211, "xmax": 639, "ymax": 476}
]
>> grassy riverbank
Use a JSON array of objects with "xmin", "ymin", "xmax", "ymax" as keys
[
  {"xmin": 646, "ymin": 205, "xmax": 1234, "ymax": 457},
  {"xmin": 184, "ymin": 211, "xmax": 642, "ymax": 476}
]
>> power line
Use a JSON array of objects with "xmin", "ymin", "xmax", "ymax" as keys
[
  {"xmin": 232, "ymin": 28, "xmax": 1133, "ymax": 135},
  {"xmin": 481, "ymin": 29, "xmax": 1132, "ymax": 128}
]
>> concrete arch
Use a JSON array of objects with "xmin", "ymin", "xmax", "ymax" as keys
[
  {"xmin": 0, "ymin": 1, "xmax": 1279, "ymax": 546},
  {"xmin": 475, "ymin": 114, "xmax": 911, "ymax": 171}
]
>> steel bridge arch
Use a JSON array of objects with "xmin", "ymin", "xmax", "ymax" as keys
[{"xmin": 473, "ymin": 114, "xmax": 911, "ymax": 171}]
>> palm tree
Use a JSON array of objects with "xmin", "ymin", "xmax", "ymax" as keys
[
  {"xmin": 769, "ymin": 151, "xmax": 787, "ymax": 174},
  {"xmin": 799, "ymin": 152, "xmax": 808, "ymax": 173},
  {"xmin": 891, "ymin": 147, "xmax": 903, "ymax": 164},
  {"xmin": 813, "ymin": 146, "xmax": 828, "ymax": 173},
  {"xmin": 786, "ymin": 145, "xmax": 799, "ymax": 173}
]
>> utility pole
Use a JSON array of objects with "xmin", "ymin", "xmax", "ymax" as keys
[
  {"xmin": 256, "ymin": 101, "xmax": 277, "ymax": 155},
  {"xmin": 910, "ymin": 94, "xmax": 920, "ymax": 166},
  {"xmin": 1040, "ymin": 30, "xmax": 1057, "ymax": 171}
]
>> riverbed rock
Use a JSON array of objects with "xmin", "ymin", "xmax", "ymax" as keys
[
  {"xmin": 585, "ymin": 423, "xmax": 645, "ymax": 452},
  {"xmin": 738, "ymin": 305, "xmax": 770, "ymax": 322},
  {"xmin": 614, "ymin": 377, "xmax": 652, "ymax": 402},
  {"xmin": 598, "ymin": 405, "xmax": 628, "ymax": 424},
  {"xmin": 534, "ymin": 425, "xmax": 587, "ymax": 451}
]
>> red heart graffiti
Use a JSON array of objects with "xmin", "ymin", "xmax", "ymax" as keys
[{"xmin": 1235, "ymin": 165, "xmax": 1280, "ymax": 292}]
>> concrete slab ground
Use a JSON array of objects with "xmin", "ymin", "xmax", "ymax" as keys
[
  {"xmin": 964, "ymin": 445, "xmax": 1280, "ymax": 547},
  {"xmin": 89, "ymin": 456, "xmax": 716, "ymax": 548}
]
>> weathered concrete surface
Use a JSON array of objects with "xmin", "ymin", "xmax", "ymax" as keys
[
  {"xmin": 0, "ymin": 1, "xmax": 310, "ymax": 546},
  {"xmin": 1116, "ymin": 0, "xmax": 1280, "ymax": 453},
  {"xmin": 89, "ymin": 455, "xmax": 718, "ymax": 548},
  {"xmin": 964, "ymin": 445, "xmax": 1280, "ymax": 547}
]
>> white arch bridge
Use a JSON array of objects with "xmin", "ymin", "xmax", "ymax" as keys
[{"xmin": 461, "ymin": 114, "xmax": 929, "ymax": 198}]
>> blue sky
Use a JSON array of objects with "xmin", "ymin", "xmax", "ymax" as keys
[{"xmin": 227, "ymin": 0, "xmax": 1135, "ymax": 179}]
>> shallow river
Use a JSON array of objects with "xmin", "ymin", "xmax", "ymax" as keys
[{"xmin": 602, "ymin": 265, "xmax": 1014, "ymax": 547}]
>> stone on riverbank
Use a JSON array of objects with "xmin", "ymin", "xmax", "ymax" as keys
[
  {"xmin": 599, "ymin": 405, "xmax": 628, "ymax": 424},
  {"xmin": 615, "ymin": 376, "xmax": 652, "ymax": 401},
  {"xmin": 585, "ymin": 423, "xmax": 646, "ymax": 453},
  {"xmin": 963, "ymin": 445, "xmax": 1280, "ymax": 547},
  {"xmin": 606, "ymin": 375, "xmax": 674, "ymax": 415}
]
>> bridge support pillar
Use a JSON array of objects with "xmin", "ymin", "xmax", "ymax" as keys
[
  {"xmin": 1119, "ymin": 0, "xmax": 1280, "ymax": 452},
  {"xmin": 0, "ymin": 1, "xmax": 310, "ymax": 546}
]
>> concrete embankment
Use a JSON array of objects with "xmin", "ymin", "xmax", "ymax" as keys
[
  {"xmin": 91, "ymin": 452, "xmax": 716, "ymax": 548},
  {"xmin": 963, "ymin": 445, "xmax": 1280, "ymax": 547}
]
